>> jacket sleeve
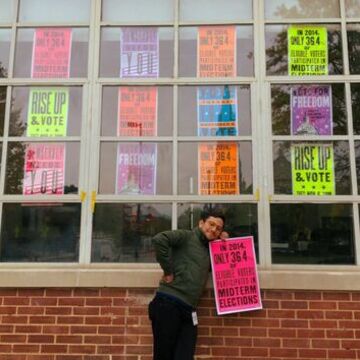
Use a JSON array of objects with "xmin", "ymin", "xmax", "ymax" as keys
[{"xmin": 152, "ymin": 230, "xmax": 186, "ymax": 275}]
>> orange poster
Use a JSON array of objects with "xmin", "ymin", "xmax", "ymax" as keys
[
  {"xmin": 197, "ymin": 26, "xmax": 236, "ymax": 78},
  {"xmin": 198, "ymin": 142, "xmax": 239, "ymax": 195},
  {"xmin": 118, "ymin": 87, "xmax": 158, "ymax": 136}
]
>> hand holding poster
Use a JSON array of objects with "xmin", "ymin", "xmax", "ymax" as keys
[
  {"xmin": 291, "ymin": 143, "xmax": 335, "ymax": 195},
  {"xmin": 197, "ymin": 26, "xmax": 236, "ymax": 78},
  {"xmin": 288, "ymin": 26, "xmax": 328, "ymax": 76},
  {"xmin": 31, "ymin": 28, "xmax": 72, "ymax": 78},
  {"xmin": 210, "ymin": 236, "xmax": 262, "ymax": 315}
]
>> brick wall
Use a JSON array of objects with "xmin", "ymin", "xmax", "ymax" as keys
[{"xmin": 0, "ymin": 288, "xmax": 360, "ymax": 359}]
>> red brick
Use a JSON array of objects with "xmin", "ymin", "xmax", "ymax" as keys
[
  {"xmin": 269, "ymin": 328, "xmax": 296, "ymax": 338},
  {"xmin": 73, "ymin": 307, "xmax": 99, "ymax": 315},
  {"xmin": 297, "ymin": 310, "xmax": 324, "ymax": 319},
  {"xmin": 3, "ymin": 297, "xmax": 29, "ymax": 306},
  {"xmin": 323, "ymin": 292, "xmax": 350, "ymax": 301},
  {"xmin": 46, "ymin": 307, "xmax": 72, "ymax": 315},
  {"xmin": 0, "ymin": 345, "xmax": 12, "ymax": 353},
  {"xmin": 97, "ymin": 345, "xmax": 125, "ymax": 354},
  {"xmin": 281, "ymin": 319, "xmax": 308, "ymax": 328},
  {"xmin": 339, "ymin": 301, "xmax": 360, "ymax": 310},
  {"xmin": 281, "ymin": 300, "xmax": 308, "ymax": 309},
  {"xmin": 325, "ymin": 310, "xmax": 353, "ymax": 319},
  {"xmin": 41, "ymin": 344, "xmax": 68, "ymax": 353},
  {"xmin": 268, "ymin": 309, "xmax": 295, "ymax": 318},
  {"xmin": 309, "ymin": 301, "xmax": 337, "ymax": 310},
  {"xmin": 43, "ymin": 326, "xmax": 69, "ymax": 334},
  {"xmin": 100, "ymin": 289, "xmax": 126, "ymax": 297},
  {"xmin": 298, "ymin": 349, "xmax": 327, "ymax": 358},
  {"xmin": 339, "ymin": 320, "xmax": 360, "ymax": 329},
  {"xmin": 0, "ymin": 307, "xmax": 16, "ymax": 314},
  {"xmin": 283, "ymin": 338, "xmax": 310, "ymax": 348},
  {"xmin": 310, "ymin": 320, "xmax": 337, "ymax": 328},
  {"xmin": 211, "ymin": 347, "xmax": 240, "ymax": 357},
  {"xmin": 13, "ymin": 344, "xmax": 40, "ymax": 353},
  {"xmin": 85, "ymin": 316, "xmax": 111, "ymax": 325},
  {"xmin": 84, "ymin": 335, "xmax": 111, "ymax": 344},
  {"xmin": 68, "ymin": 345, "xmax": 96, "ymax": 354},
  {"xmin": 29, "ymin": 316, "xmax": 55, "ymax": 324},
  {"xmin": 46, "ymin": 289, "xmax": 72, "ymax": 297},
  {"xmin": 251, "ymin": 319, "xmax": 280, "ymax": 327},
  {"xmin": 241, "ymin": 347, "xmax": 268, "ymax": 357},
  {"xmin": 73, "ymin": 289, "xmax": 99, "ymax": 297},
  {"xmin": 1, "ymin": 334, "xmax": 27, "ymax": 343},
  {"xmin": 342, "ymin": 340, "xmax": 360, "ymax": 349},
  {"xmin": 56, "ymin": 335, "xmax": 82, "ymax": 344},
  {"xmin": 85, "ymin": 298, "xmax": 112, "ymax": 306},
  {"xmin": 0, "ymin": 325, "xmax": 14, "ymax": 333},
  {"xmin": 18, "ymin": 307, "xmax": 45, "ymax": 315},
  {"xmin": 57, "ymin": 316, "xmax": 84, "ymax": 325},
  {"xmin": 98, "ymin": 326, "xmax": 125, "ymax": 335},
  {"xmin": 265, "ymin": 290, "xmax": 293, "ymax": 300},
  {"xmin": 328, "ymin": 349, "xmax": 357, "ymax": 359},
  {"xmin": 0, "ymin": 289, "xmax": 17, "ymax": 296},
  {"xmin": 270, "ymin": 348, "xmax": 298, "ymax": 358},
  {"xmin": 15, "ymin": 325, "xmax": 41, "ymax": 333},
  {"xmin": 261, "ymin": 300, "xmax": 279, "ymax": 309},
  {"xmin": 70, "ymin": 326, "xmax": 97, "ymax": 334},
  {"xmin": 58, "ymin": 298, "xmax": 85, "ymax": 306},
  {"xmin": 312, "ymin": 339, "xmax": 340, "ymax": 348},
  {"xmin": 2, "ymin": 315, "xmax": 28, "ymax": 324},
  {"xmin": 297, "ymin": 329, "xmax": 325, "ymax": 338},
  {"xmin": 31, "ymin": 298, "xmax": 58, "ymax": 306},
  {"xmin": 18, "ymin": 289, "xmax": 45, "ymax": 297},
  {"xmin": 28, "ymin": 335, "xmax": 54, "ymax": 343},
  {"xmin": 328, "ymin": 329, "xmax": 354, "ymax": 338},
  {"xmin": 253, "ymin": 338, "xmax": 281, "ymax": 347},
  {"xmin": 294, "ymin": 291, "xmax": 321, "ymax": 300}
]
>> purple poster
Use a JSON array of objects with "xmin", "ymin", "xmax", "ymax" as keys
[
  {"xmin": 116, "ymin": 143, "xmax": 157, "ymax": 195},
  {"xmin": 120, "ymin": 27, "xmax": 159, "ymax": 78},
  {"xmin": 291, "ymin": 85, "xmax": 333, "ymax": 135}
]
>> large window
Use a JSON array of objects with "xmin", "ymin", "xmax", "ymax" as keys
[{"xmin": 0, "ymin": 0, "xmax": 359, "ymax": 281}]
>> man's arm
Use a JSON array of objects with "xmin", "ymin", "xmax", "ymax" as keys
[{"xmin": 152, "ymin": 230, "xmax": 185, "ymax": 281}]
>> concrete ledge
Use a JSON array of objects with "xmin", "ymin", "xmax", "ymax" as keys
[{"xmin": 0, "ymin": 266, "xmax": 360, "ymax": 290}]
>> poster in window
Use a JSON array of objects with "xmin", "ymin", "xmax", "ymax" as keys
[
  {"xmin": 120, "ymin": 27, "xmax": 159, "ymax": 78},
  {"xmin": 23, "ymin": 143, "xmax": 65, "ymax": 195},
  {"xmin": 198, "ymin": 142, "xmax": 239, "ymax": 195},
  {"xmin": 210, "ymin": 236, "xmax": 262, "ymax": 315},
  {"xmin": 197, "ymin": 26, "xmax": 236, "ymax": 78},
  {"xmin": 197, "ymin": 85, "xmax": 238, "ymax": 136},
  {"xmin": 291, "ymin": 143, "xmax": 335, "ymax": 195},
  {"xmin": 288, "ymin": 26, "xmax": 328, "ymax": 76},
  {"xmin": 31, "ymin": 28, "xmax": 72, "ymax": 78},
  {"xmin": 291, "ymin": 85, "xmax": 332, "ymax": 136},
  {"xmin": 118, "ymin": 87, "xmax": 158, "ymax": 136},
  {"xmin": 116, "ymin": 143, "xmax": 157, "ymax": 195},
  {"xmin": 27, "ymin": 88, "xmax": 69, "ymax": 137}
]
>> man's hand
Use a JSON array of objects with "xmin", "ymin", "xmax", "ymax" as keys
[
  {"xmin": 162, "ymin": 274, "xmax": 174, "ymax": 283},
  {"xmin": 220, "ymin": 231, "xmax": 229, "ymax": 240}
]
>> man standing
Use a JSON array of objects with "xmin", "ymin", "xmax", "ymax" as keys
[{"xmin": 148, "ymin": 209, "xmax": 228, "ymax": 360}]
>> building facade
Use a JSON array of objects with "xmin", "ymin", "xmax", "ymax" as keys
[{"xmin": 1, "ymin": 0, "xmax": 360, "ymax": 358}]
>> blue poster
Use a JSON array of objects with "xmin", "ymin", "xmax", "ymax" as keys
[{"xmin": 197, "ymin": 85, "xmax": 238, "ymax": 136}]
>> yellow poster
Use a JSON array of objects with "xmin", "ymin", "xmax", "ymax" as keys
[
  {"xmin": 27, "ymin": 88, "xmax": 69, "ymax": 137},
  {"xmin": 198, "ymin": 142, "xmax": 239, "ymax": 195},
  {"xmin": 291, "ymin": 143, "xmax": 335, "ymax": 195},
  {"xmin": 288, "ymin": 26, "xmax": 328, "ymax": 76},
  {"xmin": 197, "ymin": 26, "xmax": 236, "ymax": 78}
]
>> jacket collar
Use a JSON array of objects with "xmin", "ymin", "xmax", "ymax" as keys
[{"xmin": 194, "ymin": 227, "xmax": 208, "ymax": 247}]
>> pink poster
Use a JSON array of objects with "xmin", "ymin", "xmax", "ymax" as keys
[
  {"xmin": 23, "ymin": 143, "xmax": 65, "ymax": 195},
  {"xmin": 116, "ymin": 143, "xmax": 157, "ymax": 195},
  {"xmin": 210, "ymin": 236, "xmax": 262, "ymax": 315},
  {"xmin": 31, "ymin": 28, "xmax": 72, "ymax": 78}
]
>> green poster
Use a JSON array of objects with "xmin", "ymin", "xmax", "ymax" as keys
[
  {"xmin": 27, "ymin": 88, "xmax": 69, "ymax": 137},
  {"xmin": 291, "ymin": 143, "xmax": 335, "ymax": 195},
  {"xmin": 288, "ymin": 26, "xmax": 328, "ymax": 76}
]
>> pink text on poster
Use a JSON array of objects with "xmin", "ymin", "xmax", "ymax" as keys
[
  {"xmin": 31, "ymin": 28, "xmax": 72, "ymax": 78},
  {"xmin": 210, "ymin": 236, "xmax": 262, "ymax": 315},
  {"xmin": 23, "ymin": 143, "xmax": 66, "ymax": 195},
  {"xmin": 120, "ymin": 27, "xmax": 159, "ymax": 78},
  {"xmin": 291, "ymin": 85, "xmax": 333, "ymax": 136},
  {"xmin": 116, "ymin": 143, "xmax": 157, "ymax": 195},
  {"xmin": 118, "ymin": 87, "xmax": 158, "ymax": 136}
]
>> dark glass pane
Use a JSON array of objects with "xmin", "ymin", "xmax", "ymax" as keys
[
  {"xmin": 348, "ymin": 25, "xmax": 360, "ymax": 75},
  {"xmin": 178, "ymin": 203, "xmax": 259, "ymax": 262},
  {"xmin": 351, "ymin": 84, "xmax": 360, "ymax": 134},
  {"xmin": 0, "ymin": 86, "xmax": 5, "ymax": 136},
  {"xmin": 271, "ymin": 204, "xmax": 354, "ymax": 264},
  {"xmin": 0, "ymin": 203, "xmax": 81, "ymax": 262},
  {"xmin": 92, "ymin": 203, "xmax": 171, "ymax": 262}
]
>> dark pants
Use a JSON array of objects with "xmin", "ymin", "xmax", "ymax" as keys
[{"xmin": 148, "ymin": 293, "xmax": 197, "ymax": 360}]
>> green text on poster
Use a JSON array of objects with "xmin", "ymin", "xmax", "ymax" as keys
[
  {"xmin": 27, "ymin": 88, "xmax": 69, "ymax": 137},
  {"xmin": 288, "ymin": 26, "xmax": 328, "ymax": 76},
  {"xmin": 291, "ymin": 143, "xmax": 335, "ymax": 195}
]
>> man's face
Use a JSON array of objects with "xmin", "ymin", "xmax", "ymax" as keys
[{"xmin": 198, "ymin": 216, "xmax": 224, "ymax": 241}]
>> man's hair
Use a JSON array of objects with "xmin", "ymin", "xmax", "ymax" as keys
[{"xmin": 200, "ymin": 209, "xmax": 225, "ymax": 226}]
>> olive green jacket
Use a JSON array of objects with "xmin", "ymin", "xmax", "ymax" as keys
[{"xmin": 152, "ymin": 227, "xmax": 210, "ymax": 308}]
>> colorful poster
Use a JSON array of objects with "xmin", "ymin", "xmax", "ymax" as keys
[
  {"xmin": 116, "ymin": 143, "xmax": 157, "ymax": 195},
  {"xmin": 291, "ymin": 143, "xmax": 335, "ymax": 195},
  {"xmin": 197, "ymin": 26, "xmax": 236, "ymax": 78},
  {"xmin": 210, "ymin": 236, "xmax": 262, "ymax": 315},
  {"xmin": 120, "ymin": 27, "xmax": 159, "ymax": 78},
  {"xmin": 291, "ymin": 85, "xmax": 332, "ymax": 136},
  {"xmin": 23, "ymin": 143, "xmax": 65, "ymax": 195},
  {"xmin": 288, "ymin": 26, "xmax": 328, "ymax": 76},
  {"xmin": 118, "ymin": 87, "xmax": 158, "ymax": 136},
  {"xmin": 31, "ymin": 28, "xmax": 72, "ymax": 78},
  {"xmin": 197, "ymin": 85, "xmax": 238, "ymax": 136},
  {"xmin": 198, "ymin": 142, "xmax": 239, "ymax": 195},
  {"xmin": 27, "ymin": 88, "xmax": 69, "ymax": 137}
]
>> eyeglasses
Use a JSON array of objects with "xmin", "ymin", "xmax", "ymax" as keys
[{"xmin": 205, "ymin": 220, "xmax": 223, "ymax": 233}]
